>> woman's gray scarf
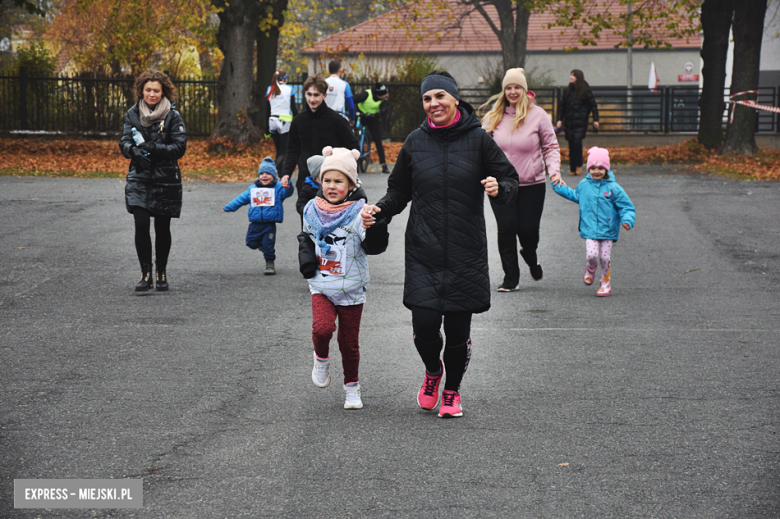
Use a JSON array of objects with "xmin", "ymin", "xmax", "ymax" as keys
[{"xmin": 138, "ymin": 96, "xmax": 171, "ymax": 127}]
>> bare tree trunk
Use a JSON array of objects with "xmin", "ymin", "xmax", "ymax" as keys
[
  {"xmin": 252, "ymin": 0, "xmax": 288, "ymax": 129},
  {"xmin": 698, "ymin": 0, "xmax": 734, "ymax": 149},
  {"xmin": 512, "ymin": 4, "xmax": 530, "ymax": 69},
  {"xmin": 467, "ymin": 0, "xmax": 530, "ymax": 70},
  {"xmin": 722, "ymin": 0, "xmax": 767, "ymax": 155},
  {"xmin": 211, "ymin": 0, "xmax": 262, "ymax": 148}
]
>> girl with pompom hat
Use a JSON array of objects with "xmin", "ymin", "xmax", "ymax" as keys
[
  {"xmin": 298, "ymin": 147, "xmax": 388, "ymax": 410},
  {"xmin": 551, "ymin": 147, "xmax": 636, "ymax": 297}
]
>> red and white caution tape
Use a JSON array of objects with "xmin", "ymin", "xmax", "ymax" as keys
[{"xmin": 729, "ymin": 90, "xmax": 780, "ymax": 123}]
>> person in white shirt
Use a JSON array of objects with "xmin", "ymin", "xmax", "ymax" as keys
[
  {"xmin": 324, "ymin": 60, "xmax": 355, "ymax": 123},
  {"xmin": 266, "ymin": 69, "xmax": 298, "ymax": 170}
]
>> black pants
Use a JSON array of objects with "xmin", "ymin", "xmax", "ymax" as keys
[
  {"xmin": 362, "ymin": 116, "xmax": 386, "ymax": 164},
  {"xmin": 132, "ymin": 207, "xmax": 172, "ymax": 270},
  {"xmin": 271, "ymin": 132, "xmax": 289, "ymax": 171},
  {"xmin": 568, "ymin": 138, "xmax": 584, "ymax": 172},
  {"xmin": 412, "ymin": 306, "xmax": 473, "ymax": 392},
  {"xmin": 489, "ymin": 182, "xmax": 546, "ymax": 287}
]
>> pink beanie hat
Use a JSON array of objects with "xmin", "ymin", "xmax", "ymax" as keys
[
  {"xmin": 318, "ymin": 146, "xmax": 360, "ymax": 186},
  {"xmin": 586, "ymin": 147, "xmax": 611, "ymax": 173}
]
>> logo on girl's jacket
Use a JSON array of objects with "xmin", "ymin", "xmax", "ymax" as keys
[
  {"xmin": 603, "ymin": 191, "xmax": 612, "ymax": 197},
  {"xmin": 316, "ymin": 235, "xmax": 347, "ymax": 276}
]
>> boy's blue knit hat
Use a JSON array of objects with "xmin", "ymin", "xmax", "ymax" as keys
[{"xmin": 257, "ymin": 157, "xmax": 277, "ymax": 178}]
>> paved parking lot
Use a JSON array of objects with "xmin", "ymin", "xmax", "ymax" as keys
[{"xmin": 1, "ymin": 167, "xmax": 779, "ymax": 518}]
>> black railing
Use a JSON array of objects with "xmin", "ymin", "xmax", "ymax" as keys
[
  {"xmin": 1, "ymin": 71, "xmax": 778, "ymax": 139},
  {"xmin": 0, "ymin": 72, "xmax": 218, "ymax": 136}
]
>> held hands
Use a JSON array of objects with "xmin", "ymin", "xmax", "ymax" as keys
[
  {"xmin": 361, "ymin": 205, "xmax": 380, "ymax": 229},
  {"xmin": 550, "ymin": 173, "xmax": 566, "ymax": 188},
  {"xmin": 593, "ymin": 122, "xmax": 600, "ymax": 130},
  {"xmin": 556, "ymin": 121, "xmax": 562, "ymax": 129},
  {"xmin": 481, "ymin": 176, "xmax": 499, "ymax": 197},
  {"xmin": 280, "ymin": 175, "xmax": 290, "ymax": 189}
]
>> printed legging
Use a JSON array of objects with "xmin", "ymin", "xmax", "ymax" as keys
[
  {"xmin": 412, "ymin": 306, "xmax": 473, "ymax": 392},
  {"xmin": 311, "ymin": 294, "xmax": 363, "ymax": 384},
  {"xmin": 586, "ymin": 239, "xmax": 612, "ymax": 282}
]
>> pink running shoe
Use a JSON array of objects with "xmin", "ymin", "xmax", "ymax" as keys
[
  {"xmin": 583, "ymin": 263, "xmax": 597, "ymax": 286},
  {"xmin": 438, "ymin": 390, "xmax": 463, "ymax": 418},
  {"xmin": 417, "ymin": 362, "xmax": 443, "ymax": 410},
  {"xmin": 596, "ymin": 280, "xmax": 612, "ymax": 297}
]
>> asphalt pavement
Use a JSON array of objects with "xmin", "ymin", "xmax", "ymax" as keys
[{"xmin": 1, "ymin": 166, "xmax": 779, "ymax": 518}]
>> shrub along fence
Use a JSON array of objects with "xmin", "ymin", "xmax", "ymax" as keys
[{"xmin": 1, "ymin": 70, "xmax": 778, "ymax": 139}]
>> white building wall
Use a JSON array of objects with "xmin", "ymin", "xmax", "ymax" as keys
[
  {"xmin": 760, "ymin": 0, "xmax": 780, "ymax": 86},
  {"xmin": 307, "ymin": 48, "xmax": 702, "ymax": 89}
]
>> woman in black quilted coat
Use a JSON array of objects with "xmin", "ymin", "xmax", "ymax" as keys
[
  {"xmin": 119, "ymin": 69, "xmax": 186, "ymax": 292},
  {"xmin": 361, "ymin": 72, "xmax": 518, "ymax": 418},
  {"xmin": 556, "ymin": 69, "xmax": 599, "ymax": 176}
]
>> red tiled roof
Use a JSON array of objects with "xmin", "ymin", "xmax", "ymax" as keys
[{"xmin": 302, "ymin": 1, "xmax": 701, "ymax": 55}]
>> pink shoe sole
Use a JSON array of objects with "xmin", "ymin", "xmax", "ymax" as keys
[
  {"xmin": 583, "ymin": 266, "xmax": 596, "ymax": 286},
  {"xmin": 596, "ymin": 288, "xmax": 611, "ymax": 297}
]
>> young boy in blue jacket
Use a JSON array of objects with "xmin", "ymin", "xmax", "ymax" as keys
[
  {"xmin": 222, "ymin": 157, "xmax": 294, "ymax": 275},
  {"xmin": 551, "ymin": 147, "xmax": 635, "ymax": 297}
]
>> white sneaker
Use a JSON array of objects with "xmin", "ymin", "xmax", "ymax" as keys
[
  {"xmin": 344, "ymin": 382, "xmax": 363, "ymax": 409},
  {"xmin": 312, "ymin": 352, "xmax": 331, "ymax": 388}
]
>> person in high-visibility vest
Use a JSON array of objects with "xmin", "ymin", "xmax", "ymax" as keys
[
  {"xmin": 266, "ymin": 69, "xmax": 298, "ymax": 171},
  {"xmin": 354, "ymin": 83, "xmax": 390, "ymax": 174}
]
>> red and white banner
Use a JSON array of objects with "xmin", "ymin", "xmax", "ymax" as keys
[
  {"xmin": 648, "ymin": 62, "xmax": 658, "ymax": 92},
  {"xmin": 729, "ymin": 90, "xmax": 780, "ymax": 123}
]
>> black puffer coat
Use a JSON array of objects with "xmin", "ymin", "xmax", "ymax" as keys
[
  {"xmin": 375, "ymin": 102, "xmax": 518, "ymax": 313},
  {"xmin": 120, "ymin": 102, "xmax": 187, "ymax": 217},
  {"xmin": 557, "ymin": 89, "xmax": 599, "ymax": 142}
]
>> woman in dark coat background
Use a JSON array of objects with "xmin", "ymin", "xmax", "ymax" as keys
[
  {"xmin": 119, "ymin": 69, "xmax": 187, "ymax": 292},
  {"xmin": 556, "ymin": 69, "xmax": 599, "ymax": 176},
  {"xmin": 361, "ymin": 71, "xmax": 518, "ymax": 419}
]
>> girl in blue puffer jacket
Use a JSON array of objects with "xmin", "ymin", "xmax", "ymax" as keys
[
  {"xmin": 222, "ymin": 157, "xmax": 294, "ymax": 275},
  {"xmin": 551, "ymin": 147, "xmax": 636, "ymax": 297}
]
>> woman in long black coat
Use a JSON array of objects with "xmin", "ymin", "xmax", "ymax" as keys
[
  {"xmin": 361, "ymin": 71, "xmax": 518, "ymax": 419},
  {"xmin": 556, "ymin": 69, "xmax": 599, "ymax": 176},
  {"xmin": 119, "ymin": 69, "xmax": 187, "ymax": 292}
]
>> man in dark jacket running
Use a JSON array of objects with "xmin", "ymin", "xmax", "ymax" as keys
[
  {"xmin": 361, "ymin": 71, "xmax": 518, "ymax": 419},
  {"xmin": 281, "ymin": 74, "xmax": 358, "ymax": 221}
]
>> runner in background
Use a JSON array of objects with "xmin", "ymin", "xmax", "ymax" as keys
[
  {"xmin": 354, "ymin": 83, "xmax": 390, "ymax": 174},
  {"xmin": 266, "ymin": 69, "xmax": 298, "ymax": 171},
  {"xmin": 324, "ymin": 60, "xmax": 356, "ymax": 123}
]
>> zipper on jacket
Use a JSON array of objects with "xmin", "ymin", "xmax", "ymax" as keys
[{"xmin": 441, "ymin": 135, "xmax": 449, "ymax": 308}]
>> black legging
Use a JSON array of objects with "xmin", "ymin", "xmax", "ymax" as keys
[
  {"xmin": 362, "ymin": 116, "xmax": 386, "ymax": 165},
  {"xmin": 132, "ymin": 207, "xmax": 171, "ymax": 269},
  {"xmin": 489, "ymin": 182, "xmax": 546, "ymax": 287},
  {"xmin": 568, "ymin": 138, "xmax": 584, "ymax": 173},
  {"xmin": 271, "ymin": 131, "xmax": 289, "ymax": 171},
  {"xmin": 412, "ymin": 306, "xmax": 473, "ymax": 392}
]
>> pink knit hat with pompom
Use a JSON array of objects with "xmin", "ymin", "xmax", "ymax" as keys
[
  {"xmin": 318, "ymin": 146, "xmax": 360, "ymax": 186},
  {"xmin": 586, "ymin": 147, "xmax": 611, "ymax": 173}
]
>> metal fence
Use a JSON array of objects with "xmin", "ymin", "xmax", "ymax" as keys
[
  {"xmin": 1, "ymin": 71, "xmax": 778, "ymax": 139},
  {"xmin": 0, "ymin": 70, "xmax": 217, "ymax": 136}
]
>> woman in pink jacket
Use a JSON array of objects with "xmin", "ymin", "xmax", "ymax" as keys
[{"xmin": 481, "ymin": 68, "xmax": 564, "ymax": 291}]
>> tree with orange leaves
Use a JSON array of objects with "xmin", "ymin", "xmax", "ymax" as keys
[{"xmin": 46, "ymin": 0, "xmax": 217, "ymax": 77}]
